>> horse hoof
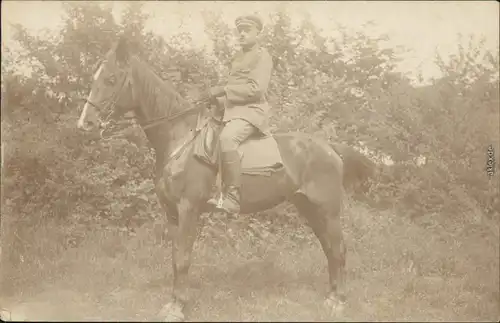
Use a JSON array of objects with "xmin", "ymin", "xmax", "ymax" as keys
[
  {"xmin": 325, "ymin": 294, "xmax": 345, "ymax": 315},
  {"xmin": 159, "ymin": 302, "xmax": 185, "ymax": 322}
]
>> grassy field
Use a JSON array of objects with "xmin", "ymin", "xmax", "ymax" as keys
[{"xmin": 1, "ymin": 198, "xmax": 499, "ymax": 322}]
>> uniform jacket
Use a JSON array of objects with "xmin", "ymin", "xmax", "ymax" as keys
[{"xmin": 222, "ymin": 44, "xmax": 273, "ymax": 132}]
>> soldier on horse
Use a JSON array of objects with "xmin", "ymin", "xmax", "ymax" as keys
[
  {"xmin": 76, "ymin": 12, "xmax": 374, "ymax": 319},
  {"xmin": 202, "ymin": 14, "xmax": 274, "ymax": 216}
]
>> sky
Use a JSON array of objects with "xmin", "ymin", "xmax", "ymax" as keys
[{"xmin": 2, "ymin": 1, "xmax": 499, "ymax": 85}]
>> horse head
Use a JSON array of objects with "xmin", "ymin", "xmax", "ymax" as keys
[{"xmin": 77, "ymin": 36, "xmax": 135, "ymax": 134}]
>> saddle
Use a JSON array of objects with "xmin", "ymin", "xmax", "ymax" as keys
[{"xmin": 192, "ymin": 116, "xmax": 283, "ymax": 177}]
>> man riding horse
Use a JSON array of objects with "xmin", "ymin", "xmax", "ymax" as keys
[
  {"xmin": 76, "ymin": 13, "xmax": 373, "ymax": 320},
  {"xmin": 202, "ymin": 14, "xmax": 273, "ymax": 216}
]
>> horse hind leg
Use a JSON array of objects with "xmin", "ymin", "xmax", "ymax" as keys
[{"xmin": 292, "ymin": 191, "xmax": 347, "ymax": 313}]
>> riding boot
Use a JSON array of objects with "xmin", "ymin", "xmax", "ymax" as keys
[{"xmin": 217, "ymin": 150, "xmax": 241, "ymax": 215}]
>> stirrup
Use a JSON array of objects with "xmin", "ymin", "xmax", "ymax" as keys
[
  {"xmin": 207, "ymin": 193, "xmax": 224, "ymax": 208},
  {"xmin": 215, "ymin": 187, "xmax": 240, "ymax": 216}
]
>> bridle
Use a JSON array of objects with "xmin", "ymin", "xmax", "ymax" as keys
[
  {"xmin": 82, "ymin": 65, "xmax": 205, "ymax": 141},
  {"xmin": 82, "ymin": 62, "xmax": 210, "ymax": 164}
]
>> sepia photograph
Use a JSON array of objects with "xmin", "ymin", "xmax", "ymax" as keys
[{"xmin": 1, "ymin": 1, "xmax": 499, "ymax": 321}]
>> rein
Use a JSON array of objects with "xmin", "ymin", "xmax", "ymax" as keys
[
  {"xmin": 140, "ymin": 104, "xmax": 204, "ymax": 131},
  {"xmin": 85, "ymin": 92, "xmax": 207, "ymax": 163},
  {"xmin": 83, "ymin": 57, "xmax": 211, "ymax": 164},
  {"xmin": 82, "ymin": 97, "xmax": 204, "ymax": 132}
]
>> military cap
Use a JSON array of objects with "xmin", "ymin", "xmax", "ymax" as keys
[{"xmin": 235, "ymin": 14, "xmax": 263, "ymax": 31}]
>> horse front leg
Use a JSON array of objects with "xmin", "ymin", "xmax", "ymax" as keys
[{"xmin": 161, "ymin": 197, "xmax": 201, "ymax": 322}]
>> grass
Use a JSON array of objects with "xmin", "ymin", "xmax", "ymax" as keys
[{"xmin": 1, "ymin": 197, "xmax": 499, "ymax": 322}]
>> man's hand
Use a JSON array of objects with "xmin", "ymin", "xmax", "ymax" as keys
[
  {"xmin": 198, "ymin": 90, "xmax": 212, "ymax": 105},
  {"xmin": 198, "ymin": 86, "xmax": 226, "ymax": 107}
]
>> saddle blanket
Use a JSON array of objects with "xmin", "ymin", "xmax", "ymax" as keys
[
  {"xmin": 192, "ymin": 118, "xmax": 283, "ymax": 176},
  {"xmin": 238, "ymin": 134, "xmax": 283, "ymax": 176}
]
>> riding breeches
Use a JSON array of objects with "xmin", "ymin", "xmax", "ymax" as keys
[{"xmin": 219, "ymin": 118, "xmax": 256, "ymax": 152}]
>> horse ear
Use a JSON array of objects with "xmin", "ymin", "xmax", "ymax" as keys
[{"xmin": 115, "ymin": 36, "xmax": 130, "ymax": 64}]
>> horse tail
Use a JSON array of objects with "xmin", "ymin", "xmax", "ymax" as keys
[{"xmin": 330, "ymin": 143, "xmax": 376, "ymax": 192}]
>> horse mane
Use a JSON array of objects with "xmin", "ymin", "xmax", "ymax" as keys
[{"xmin": 129, "ymin": 55, "xmax": 192, "ymax": 118}]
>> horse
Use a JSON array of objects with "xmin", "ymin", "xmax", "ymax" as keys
[{"xmin": 76, "ymin": 36, "xmax": 371, "ymax": 321}]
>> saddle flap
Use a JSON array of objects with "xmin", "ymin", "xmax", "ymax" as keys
[{"xmin": 192, "ymin": 117, "xmax": 222, "ymax": 167}]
